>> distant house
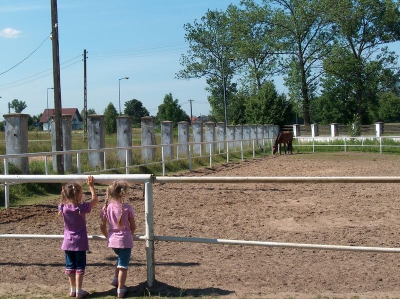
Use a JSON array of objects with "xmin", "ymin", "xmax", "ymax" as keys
[
  {"xmin": 39, "ymin": 108, "xmax": 83, "ymax": 131},
  {"xmin": 192, "ymin": 115, "xmax": 209, "ymax": 123}
]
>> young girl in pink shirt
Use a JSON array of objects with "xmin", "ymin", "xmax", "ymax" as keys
[
  {"xmin": 58, "ymin": 175, "xmax": 98, "ymax": 298},
  {"xmin": 100, "ymin": 180, "xmax": 136, "ymax": 298}
]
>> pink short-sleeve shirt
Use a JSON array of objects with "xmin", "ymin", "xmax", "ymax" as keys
[
  {"xmin": 100, "ymin": 201, "xmax": 135, "ymax": 249},
  {"xmin": 60, "ymin": 202, "xmax": 91, "ymax": 251}
]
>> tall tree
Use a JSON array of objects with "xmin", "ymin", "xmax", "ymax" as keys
[
  {"xmin": 155, "ymin": 93, "xmax": 190, "ymax": 126},
  {"xmin": 124, "ymin": 99, "xmax": 149, "ymax": 125},
  {"xmin": 245, "ymin": 81, "xmax": 293, "ymax": 125},
  {"xmin": 270, "ymin": 0, "xmax": 335, "ymax": 125},
  {"xmin": 103, "ymin": 103, "xmax": 118, "ymax": 134},
  {"xmin": 177, "ymin": 9, "xmax": 237, "ymax": 125},
  {"xmin": 228, "ymin": 1, "xmax": 280, "ymax": 91},
  {"xmin": 322, "ymin": 0, "xmax": 400, "ymax": 124}
]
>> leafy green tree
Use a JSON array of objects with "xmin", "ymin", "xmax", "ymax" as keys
[
  {"xmin": 269, "ymin": 0, "xmax": 335, "ymax": 125},
  {"xmin": 206, "ymin": 77, "xmax": 239, "ymax": 123},
  {"xmin": 177, "ymin": 9, "xmax": 237, "ymax": 125},
  {"xmin": 245, "ymin": 81, "xmax": 293, "ymax": 126},
  {"xmin": 10, "ymin": 99, "xmax": 27, "ymax": 113},
  {"xmin": 124, "ymin": 99, "xmax": 149, "ymax": 125},
  {"xmin": 377, "ymin": 92, "xmax": 400, "ymax": 123},
  {"xmin": 227, "ymin": 1, "xmax": 279, "ymax": 91},
  {"xmin": 322, "ymin": 0, "xmax": 400, "ymax": 124},
  {"xmin": 28, "ymin": 114, "xmax": 42, "ymax": 130},
  {"xmin": 155, "ymin": 93, "xmax": 190, "ymax": 126},
  {"xmin": 103, "ymin": 103, "xmax": 118, "ymax": 134},
  {"xmin": 81, "ymin": 108, "xmax": 96, "ymax": 119}
]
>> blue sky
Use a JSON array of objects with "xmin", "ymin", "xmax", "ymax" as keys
[
  {"xmin": 0, "ymin": 1, "xmax": 398, "ymax": 121},
  {"xmin": 0, "ymin": 0, "xmax": 254, "ymax": 119}
]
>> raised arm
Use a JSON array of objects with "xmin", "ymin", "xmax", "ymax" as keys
[{"xmin": 86, "ymin": 175, "xmax": 98, "ymax": 208}]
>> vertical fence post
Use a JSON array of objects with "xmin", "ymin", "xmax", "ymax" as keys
[
  {"xmin": 144, "ymin": 179, "xmax": 155, "ymax": 287},
  {"xmin": 252, "ymin": 140, "xmax": 255, "ymax": 158},
  {"xmin": 312, "ymin": 138, "xmax": 315, "ymax": 153},
  {"xmin": 125, "ymin": 149, "xmax": 129, "ymax": 174},
  {"xmin": 262, "ymin": 139, "xmax": 265, "ymax": 156},
  {"xmin": 241, "ymin": 140, "xmax": 244, "ymax": 161},
  {"xmin": 380, "ymin": 137, "xmax": 383, "ymax": 154},
  {"xmin": 77, "ymin": 153, "xmax": 81, "ymax": 174},
  {"xmin": 45, "ymin": 156, "xmax": 49, "ymax": 175},
  {"xmin": 188, "ymin": 144, "xmax": 192, "ymax": 171},
  {"xmin": 209, "ymin": 143, "xmax": 212, "ymax": 168},
  {"xmin": 344, "ymin": 138, "xmax": 347, "ymax": 152},
  {"xmin": 161, "ymin": 146, "xmax": 165, "ymax": 176},
  {"xmin": 4, "ymin": 158, "xmax": 9, "ymax": 208},
  {"xmin": 226, "ymin": 141, "xmax": 229, "ymax": 162}
]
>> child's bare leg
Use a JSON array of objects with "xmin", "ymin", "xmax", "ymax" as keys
[
  {"xmin": 76, "ymin": 273, "xmax": 84, "ymax": 290},
  {"xmin": 118, "ymin": 268, "xmax": 128, "ymax": 288},
  {"xmin": 68, "ymin": 273, "xmax": 76, "ymax": 288},
  {"xmin": 114, "ymin": 264, "xmax": 119, "ymax": 279}
]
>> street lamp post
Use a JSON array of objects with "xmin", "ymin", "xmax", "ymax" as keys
[
  {"xmin": 221, "ymin": 57, "xmax": 234, "ymax": 132},
  {"xmin": 118, "ymin": 77, "xmax": 129, "ymax": 115},
  {"xmin": 47, "ymin": 87, "xmax": 54, "ymax": 131}
]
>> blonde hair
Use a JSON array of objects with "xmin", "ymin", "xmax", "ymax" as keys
[
  {"xmin": 103, "ymin": 180, "xmax": 129, "ymax": 227},
  {"xmin": 58, "ymin": 182, "xmax": 83, "ymax": 216}
]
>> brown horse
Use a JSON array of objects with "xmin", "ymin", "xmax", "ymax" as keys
[{"xmin": 272, "ymin": 131, "xmax": 293, "ymax": 155}]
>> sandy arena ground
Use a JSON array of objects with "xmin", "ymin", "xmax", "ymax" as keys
[{"xmin": 1, "ymin": 152, "xmax": 400, "ymax": 299}]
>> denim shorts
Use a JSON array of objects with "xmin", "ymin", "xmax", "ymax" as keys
[
  {"xmin": 112, "ymin": 248, "xmax": 132, "ymax": 269},
  {"xmin": 65, "ymin": 250, "xmax": 87, "ymax": 275}
]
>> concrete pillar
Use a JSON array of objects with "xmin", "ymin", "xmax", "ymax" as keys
[
  {"xmin": 331, "ymin": 123, "xmax": 339, "ymax": 137},
  {"xmin": 235, "ymin": 125, "xmax": 243, "ymax": 148},
  {"xmin": 257, "ymin": 125, "xmax": 264, "ymax": 147},
  {"xmin": 216, "ymin": 122, "xmax": 225, "ymax": 151},
  {"xmin": 250, "ymin": 125, "xmax": 257, "ymax": 142},
  {"xmin": 268, "ymin": 125, "xmax": 279, "ymax": 143},
  {"xmin": 161, "ymin": 121, "xmax": 174, "ymax": 159},
  {"xmin": 293, "ymin": 124, "xmax": 300, "ymax": 137},
  {"xmin": 52, "ymin": 115, "xmax": 73, "ymax": 172},
  {"xmin": 141, "ymin": 116, "xmax": 155, "ymax": 162},
  {"xmin": 311, "ymin": 123, "xmax": 319, "ymax": 137},
  {"xmin": 4, "ymin": 113, "xmax": 29, "ymax": 174},
  {"xmin": 88, "ymin": 115, "xmax": 105, "ymax": 169},
  {"xmin": 117, "ymin": 116, "xmax": 132, "ymax": 164},
  {"xmin": 204, "ymin": 122, "xmax": 215, "ymax": 154},
  {"xmin": 178, "ymin": 121, "xmax": 189, "ymax": 156},
  {"xmin": 192, "ymin": 121, "xmax": 203, "ymax": 156},
  {"xmin": 263, "ymin": 125, "xmax": 270, "ymax": 140},
  {"xmin": 243, "ymin": 125, "xmax": 251, "ymax": 147},
  {"xmin": 227, "ymin": 125, "xmax": 235, "ymax": 150},
  {"xmin": 376, "ymin": 122, "xmax": 384, "ymax": 137}
]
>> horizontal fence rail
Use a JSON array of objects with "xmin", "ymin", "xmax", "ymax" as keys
[{"xmin": 154, "ymin": 176, "xmax": 400, "ymax": 184}]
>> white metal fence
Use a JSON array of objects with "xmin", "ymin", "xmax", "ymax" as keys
[{"xmin": 2, "ymin": 175, "xmax": 400, "ymax": 288}]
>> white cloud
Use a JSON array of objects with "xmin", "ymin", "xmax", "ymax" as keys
[{"xmin": 0, "ymin": 27, "xmax": 21, "ymax": 39}]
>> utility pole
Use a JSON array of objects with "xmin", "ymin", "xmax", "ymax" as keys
[
  {"xmin": 51, "ymin": 0, "xmax": 64, "ymax": 174},
  {"xmin": 189, "ymin": 99, "xmax": 194, "ymax": 124},
  {"xmin": 83, "ymin": 49, "xmax": 88, "ymax": 140}
]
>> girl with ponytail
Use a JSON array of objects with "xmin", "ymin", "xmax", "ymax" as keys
[
  {"xmin": 100, "ymin": 180, "xmax": 136, "ymax": 298},
  {"xmin": 58, "ymin": 175, "xmax": 98, "ymax": 298}
]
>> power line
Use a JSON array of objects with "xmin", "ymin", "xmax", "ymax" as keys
[
  {"xmin": 0, "ymin": 34, "xmax": 50, "ymax": 76},
  {"xmin": 0, "ymin": 56, "xmax": 81, "ymax": 91}
]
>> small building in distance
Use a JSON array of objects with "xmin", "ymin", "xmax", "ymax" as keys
[{"xmin": 39, "ymin": 108, "xmax": 83, "ymax": 131}]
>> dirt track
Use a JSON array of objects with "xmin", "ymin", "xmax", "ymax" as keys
[{"xmin": 1, "ymin": 152, "xmax": 400, "ymax": 299}]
